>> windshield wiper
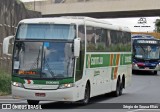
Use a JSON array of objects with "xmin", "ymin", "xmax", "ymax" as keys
[
  {"xmin": 43, "ymin": 50, "xmax": 55, "ymax": 78},
  {"xmin": 139, "ymin": 45, "xmax": 146, "ymax": 53},
  {"xmin": 30, "ymin": 46, "xmax": 41, "ymax": 71}
]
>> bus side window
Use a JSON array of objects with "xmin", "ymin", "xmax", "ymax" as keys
[
  {"xmin": 95, "ymin": 28, "xmax": 106, "ymax": 52},
  {"xmin": 86, "ymin": 26, "xmax": 96, "ymax": 52}
]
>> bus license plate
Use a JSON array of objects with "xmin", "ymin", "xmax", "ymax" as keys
[
  {"xmin": 145, "ymin": 67, "xmax": 149, "ymax": 70},
  {"xmin": 35, "ymin": 93, "xmax": 46, "ymax": 97}
]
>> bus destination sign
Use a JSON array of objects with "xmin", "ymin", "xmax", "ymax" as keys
[{"xmin": 137, "ymin": 40, "xmax": 158, "ymax": 44}]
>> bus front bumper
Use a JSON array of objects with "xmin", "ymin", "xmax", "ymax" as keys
[
  {"xmin": 132, "ymin": 64, "xmax": 160, "ymax": 71},
  {"xmin": 12, "ymin": 85, "xmax": 77, "ymax": 101}
]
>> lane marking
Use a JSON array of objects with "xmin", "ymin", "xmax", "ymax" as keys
[
  {"xmin": 128, "ymin": 109, "xmax": 160, "ymax": 112},
  {"xmin": 127, "ymin": 109, "xmax": 142, "ymax": 112}
]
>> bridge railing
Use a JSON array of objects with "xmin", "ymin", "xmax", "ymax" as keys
[
  {"xmin": 51, "ymin": 0, "xmax": 106, "ymax": 4},
  {"xmin": 53, "ymin": 0, "xmax": 118, "ymax": 3},
  {"xmin": 53, "ymin": 0, "xmax": 90, "ymax": 3},
  {"xmin": 25, "ymin": 0, "xmax": 111, "ymax": 11}
]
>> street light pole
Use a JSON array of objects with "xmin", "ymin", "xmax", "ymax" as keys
[{"xmin": 34, "ymin": 0, "xmax": 35, "ymax": 11}]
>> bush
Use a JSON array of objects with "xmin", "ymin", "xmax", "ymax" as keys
[{"xmin": 0, "ymin": 71, "xmax": 11, "ymax": 95}]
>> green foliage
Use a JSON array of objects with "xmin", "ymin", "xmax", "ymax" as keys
[
  {"xmin": 96, "ymin": 44, "xmax": 106, "ymax": 51},
  {"xmin": 87, "ymin": 43, "xmax": 96, "ymax": 51},
  {"xmin": 0, "ymin": 71, "xmax": 11, "ymax": 95},
  {"xmin": 155, "ymin": 19, "xmax": 160, "ymax": 32},
  {"xmin": 87, "ymin": 43, "xmax": 131, "ymax": 52},
  {"xmin": 16, "ymin": 0, "xmax": 22, "ymax": 4}
]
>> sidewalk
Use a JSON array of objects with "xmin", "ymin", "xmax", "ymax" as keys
[
  {"xmin": 0, "ymin": 95, "xmax": 12, "ymax": 99},
  {"xmin": 0, "ymin": 95, "xmax": 25, "ymax": 103}
]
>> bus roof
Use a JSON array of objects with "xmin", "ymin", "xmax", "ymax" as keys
[
  {"xmin": 131, "ymin": 34, "xmax": 156, "ymax": 39},
  {"xmin": 19, "ymin": 16, "xmax": 130, "ymax": 32}
]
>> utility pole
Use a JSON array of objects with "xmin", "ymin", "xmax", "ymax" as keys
[{"xmin": 34, "ymin": 0, "xmax": 35, "ymax": 11}]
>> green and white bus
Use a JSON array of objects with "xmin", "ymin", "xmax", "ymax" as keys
[{"xmin": 3, "ymin": 17, "xmax": 132, "ymax": 105}]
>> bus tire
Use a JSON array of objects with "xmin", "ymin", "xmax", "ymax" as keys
[
  {"xmin": 119, "ymin": 76, "xmax": 125, "ymax": 96},
  {"xmin": 113, "ymin": 78, "xmax": 120, "ymax": 97},
  {"xmin": 119, "ymin": 82, "xmax": 123, "ymax": 96},
  {"xmin": 153, "ymin": 71, "xmax": 157, "ymax": 75},
  {"xmin": 80, "ymin": 83, "xmax": 90, "ymax": 105},
  {"xmin": 27, "ymin": 100, "xmax": 39, "ymax": 105}
]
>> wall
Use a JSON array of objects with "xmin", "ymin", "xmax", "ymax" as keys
[{"xmin": 0, "ymin": 0, "xmax": 41, "ymax": 72}]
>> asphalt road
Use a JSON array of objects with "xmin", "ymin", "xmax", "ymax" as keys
[{"xmin": 0, "ymin": 71, "xmax": 160, "ymax": 112}]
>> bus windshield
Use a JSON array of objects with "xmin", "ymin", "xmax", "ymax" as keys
[
  {"xmin": 133, "ymin": 45, "xmax": 160, "ymax": 60},
  {"xmin": 16, "ymin": 24, "xmax": 76, "ymax": 40},
  {"xmin": 13, "ymin": 41, "xmax": 74, "ymax": 79}
]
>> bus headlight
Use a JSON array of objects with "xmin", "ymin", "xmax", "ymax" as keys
[
  {"xmin": 132, "ymin": 62, "xmax": 137, "ymax": 67},
  {"xmin": 58, "ymin": 83, "xmax": 74, "ymax": 89},
  {"xmin": 12, "ymin": 82, "xmax": 24, "ymax": 88}
]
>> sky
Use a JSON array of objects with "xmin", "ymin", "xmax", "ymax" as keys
[
  {"xmin": 20, "ymin": 0, "xmax": 159, "ymax": 32},
  {"xmin": 104, "ymin": 17, "xmax": 160, "ymax": 32}
]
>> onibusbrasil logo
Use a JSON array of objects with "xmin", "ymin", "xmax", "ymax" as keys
[
  {"xmin": 138, "ymin": 17, "xmax": 147, "ymax": 25},
  {"xmin": 134, "ymin": 17, "xmax": 151, "ymax": 28},
  {"xmin": 1, "ymin": 104, "xmax": 42, "ymax": 109}
]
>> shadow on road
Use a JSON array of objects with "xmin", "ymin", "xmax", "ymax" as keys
[
  {"xmin": 41, "ymin": 93, "xmax": 115, "ymax": 109},
  {"xmin": 132, "ymin": 70, "xmax": 159, "ymax": 76}
]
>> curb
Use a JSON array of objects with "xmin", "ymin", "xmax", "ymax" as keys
[{"xmin": 0, "ymin": 95, "xmax": 12, "ymax": 99}]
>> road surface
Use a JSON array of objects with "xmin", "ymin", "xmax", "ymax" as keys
[{"xmin": 0, "ymin": 71, "xmax": 160, "ymax": 112}]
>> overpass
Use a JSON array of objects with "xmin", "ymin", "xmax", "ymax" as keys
[{"xmin": 25, "ymin": 0, "xmax": 160, "ymax": 18}]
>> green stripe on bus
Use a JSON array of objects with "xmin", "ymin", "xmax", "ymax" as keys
[
  {"xmin": 12, "ymin": 76, "xmax": 25, "ymax": 84},
  {"xmin": 86, "ymin": 53, "xmax": 132, "ymax": 68},
  {"xmin": 120, "ymin": 54, "xmax": 123, "ymax": 65},
  {"xmin": 86, "ymin": 54, "xmax": 110, "ymax": 68},
  {"xmin": 12, "ymin": 76, "xmax": 74, "ymax": 85},
  {"xmin": 120, "ymin": 54, "xmax": 132, "ymax": 65}
]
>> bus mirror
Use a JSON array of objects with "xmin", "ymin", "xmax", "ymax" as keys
[
  {"xmin": 3, "ymin": 36, "xmax": 14, "ymax": 56},
  {"xmin": 74, "ymin": 38, "xmax": 80, "ymax": 58}
]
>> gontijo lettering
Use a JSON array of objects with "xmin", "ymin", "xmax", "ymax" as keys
[
  {"xmin": 91, "ymin": 57, "xmax": 103, "ymax": 65},
  {"xmin": 125, "ymin": 56, "xmax": 131, "ymax": 63}
]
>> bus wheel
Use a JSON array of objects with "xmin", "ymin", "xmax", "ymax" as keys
[
  {"xmin": 153, "ymin": 71, "xmax": 157, "ymax": 75},
  {"xmin": 113, "ymin": 79, "xmax": 120, "ymax": 97},
  {"xmin": 119, "ymin": 82, "xmax": 123, "ymax": 96},
  {"xmin": 27, "ymin": 100, "xmax": 39, "ymax": 105},
  {"xmin": 81, "ymin": 83, "xmax": 90, "ymax": 105}
]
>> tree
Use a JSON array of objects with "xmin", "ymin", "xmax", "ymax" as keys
[{"xmin": 155, "ymin": 19, "xmax": 160, "ymax": 32}]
